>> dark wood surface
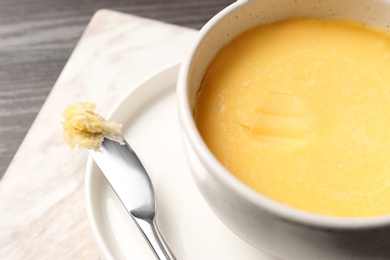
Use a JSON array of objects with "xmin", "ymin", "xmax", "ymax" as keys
[{"xmin": 0, "ymin": 0, "xmax": 234, "ymax": 178}]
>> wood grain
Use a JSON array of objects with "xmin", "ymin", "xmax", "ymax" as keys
[{"xmin": 0, "ymin": 0, "xmax": 234, "ymax": 177}]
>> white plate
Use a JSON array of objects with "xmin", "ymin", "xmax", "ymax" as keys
[{"xmin": 85, "ymin": 63, "xmax": 276, "ymax": 260}]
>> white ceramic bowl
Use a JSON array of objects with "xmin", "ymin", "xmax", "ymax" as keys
[{"xmin": 177, "ymin": 0, "xmax": 390, "ymax": 259}]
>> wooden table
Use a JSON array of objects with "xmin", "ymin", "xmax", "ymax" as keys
[{"xmin": 0, "ymin": 1, "xmax": 235, "ymax": 258}]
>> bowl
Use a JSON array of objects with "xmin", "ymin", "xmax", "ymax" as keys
[{"xmin": 177, "ymin": 0, "xmax": 390, "ymax": 259}]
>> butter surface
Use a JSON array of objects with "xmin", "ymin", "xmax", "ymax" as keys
[
  {"xmin": 62, "ymin": 102, "xmax": 123, "ymax": 150},
  {"xmin": 195, "ymin": 18, "xmax": 390, "ymax": 217}
]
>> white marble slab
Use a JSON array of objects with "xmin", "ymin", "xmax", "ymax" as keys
[{"xmin": 0, "ymin": 10, "xmax": 197, "ymax": 258}]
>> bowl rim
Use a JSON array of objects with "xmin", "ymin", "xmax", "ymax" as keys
[{"xmin": 176, "ymin": 0, "xmax": 390, "ymax": 230}]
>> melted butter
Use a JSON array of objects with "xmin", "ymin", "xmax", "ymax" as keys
[
  {"xmin": 62, "ymin": 102, "xmax": 123, "ymax": 150},
  {"xmin": 195, "ymin": 18, "xmax": 390, "ymax": 217}
]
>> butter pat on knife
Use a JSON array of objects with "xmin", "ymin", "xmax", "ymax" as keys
[{"xmin": 61, "ymin": 102, "xmax": 124, "ymax": 150}]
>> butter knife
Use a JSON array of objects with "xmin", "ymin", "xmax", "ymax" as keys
[{"xmin": 89, "ymin": 138, "xmax": 174, "ymax": 260}]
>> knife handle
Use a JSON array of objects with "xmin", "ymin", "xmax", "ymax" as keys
[{"xmin": 132, "ymin": 216, "xmax": 175, "ymax": 260}]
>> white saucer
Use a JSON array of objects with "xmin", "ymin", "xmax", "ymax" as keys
[{"xmin": 85, "ymin": 63, "xmax": 275, "ymax": 260}]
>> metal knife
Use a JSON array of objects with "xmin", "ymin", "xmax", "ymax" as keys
[{"xmin": 89, "ymin": 138, "xmax": 174, "ymax": 260}]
